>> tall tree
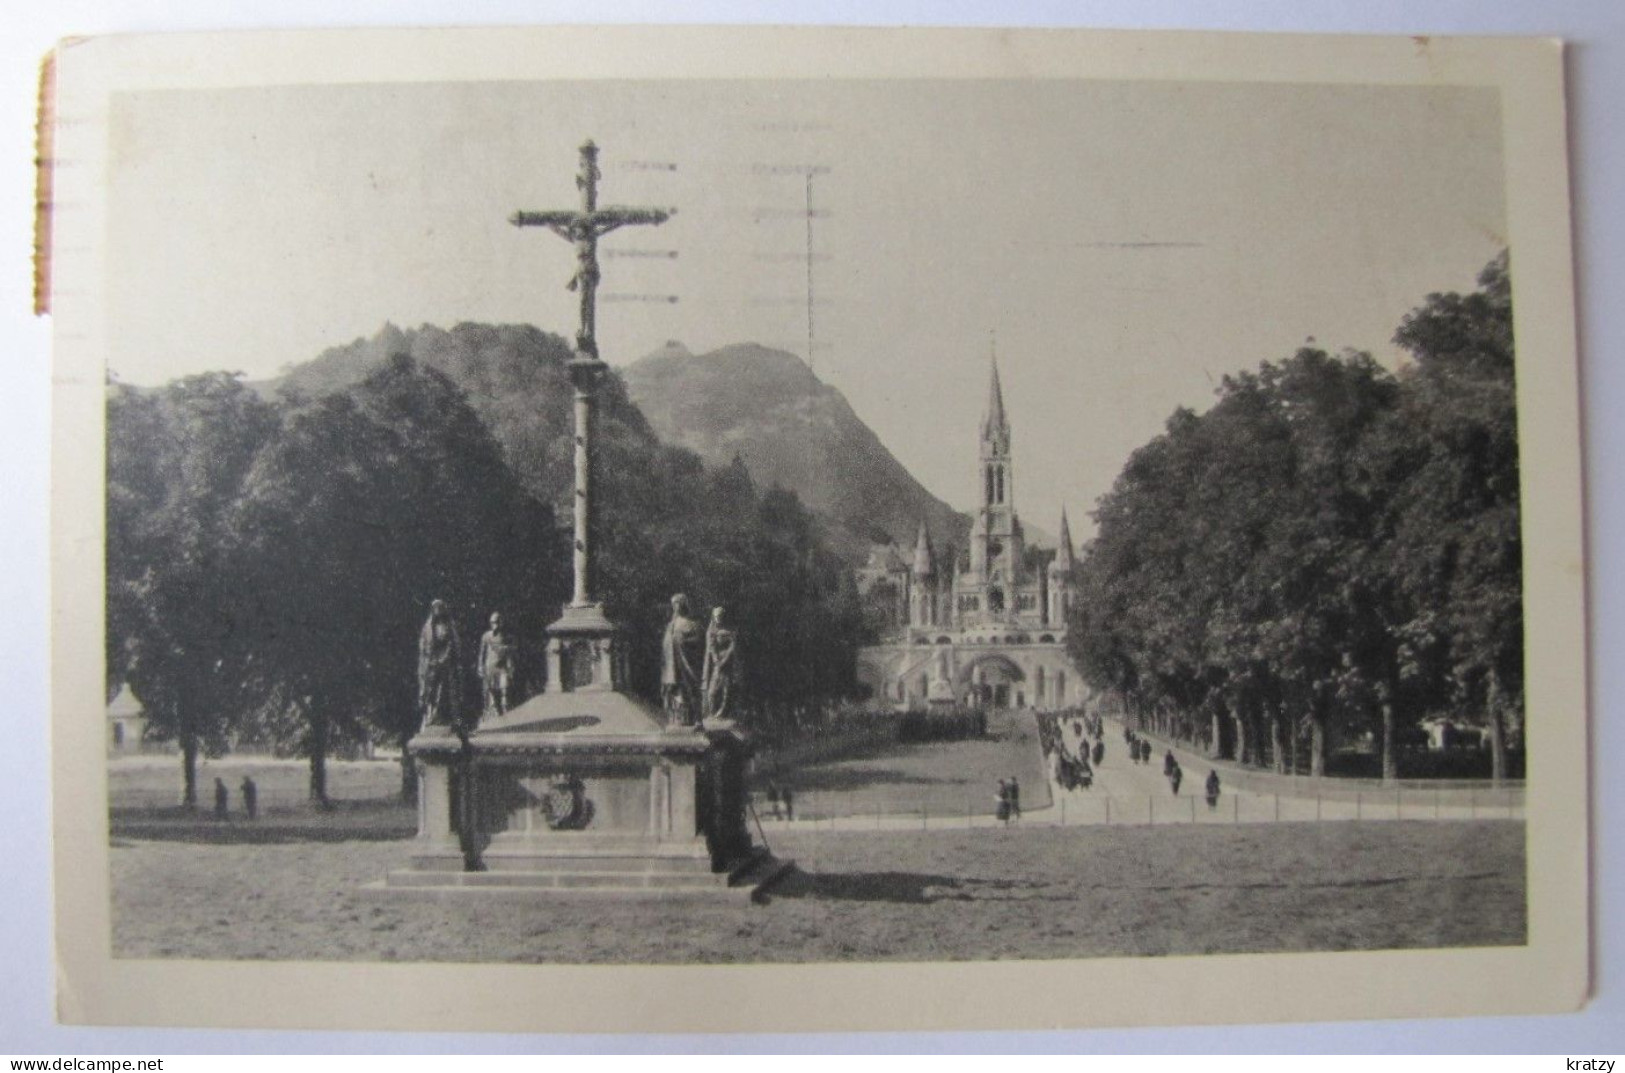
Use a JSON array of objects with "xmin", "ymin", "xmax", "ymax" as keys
[
  {"xmin": 1387, "ymin": 252, "xmax": 1521, "ymax": 781},
  {"xmin": 1069, "ymin": 348, "xmax": 1400, "ymax": 775},
  {"xmin": 345, "ymin": 352, "xmax": 566, "ymax": 790},
  {"xmin": 106, "ymin": 373, "xmax": 280, "ymax": 806},
  {"xmin": 1068, "ymin": 253, "xmax": 1519, "ymax": 783},
  {"xmin": 276, "ymin": 322, "xmax": 867, "ymax": 719},
  {"xmin": 231, "ymin": 355, "xmax": 564, "ymax": 803},
  {"xmin": 106, "ymin": 382, "xmax": 171, "ymax": 697}
]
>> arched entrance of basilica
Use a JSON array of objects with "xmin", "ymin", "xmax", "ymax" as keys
[{"xmin": 956, "ymin": 653, "xmax": 1027, "ymax": 710}]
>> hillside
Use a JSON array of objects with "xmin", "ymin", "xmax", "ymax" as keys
[
  {"xmin": 623, "ymin": 342, "xmax": 970, "ymax": 560},
  {"xmin": 265, "ymin": 326, "xmax": 983, "ymax": 565},
  {"xmin": 265, "ymin": 322, "xmax": 657, "ymax": 508}
]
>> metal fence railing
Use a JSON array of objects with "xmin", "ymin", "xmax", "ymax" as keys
[
  {"xmin": 748, "ymin": 785, "xmax": 1525, "ymax": 830},
  {"xmin": 110, "ymin": 782, "xmax": 1523, "ymax": 826}
]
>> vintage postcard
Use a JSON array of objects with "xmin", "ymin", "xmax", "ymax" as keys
[{"xmin": 48, "ymin": 26, "xmax": 1586, "ymax": 1033}]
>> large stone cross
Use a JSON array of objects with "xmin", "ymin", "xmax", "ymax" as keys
[
  {"xmin": 512, "ymin": 140, "xmax": 674, "ymax": 611},
  {"xmin": 511, "ymin": 139, "xmax": 673, "ymax": 363}
]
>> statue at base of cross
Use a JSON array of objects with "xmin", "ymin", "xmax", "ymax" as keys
[
  {"xmin": 418, "ymin": 598, "xmax": 466, "ymax": 731},
  {"xmin": 478, "ymin": 611, "xmax": 515, "ymax": 716},
  {"xmin": 660, "ymin": 593, "xmax": 705, "ymax": 729},
  {"xmin": 702, "ymin": 605, "xmax": 742, "ymax": 726}
]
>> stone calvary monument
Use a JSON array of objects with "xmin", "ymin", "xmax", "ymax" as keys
[{"xmin": 371, "ymin": 141, "xmax": 788, "ymax": 900}]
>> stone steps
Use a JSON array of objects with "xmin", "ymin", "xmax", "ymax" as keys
[
  {"xmin": 364, "ymin": 851, "xmax": 794, "ymax": 903},
  {"xmin": 387, "ymin": 868, "xmax": 734, "ymax": 890},
  {"xmin": 408, "ymin": 848, "xmax": 721, "ymax": 875},
  {"xmin": 480, "ymin": 854, "xmax": 721, "ymax": 875}
]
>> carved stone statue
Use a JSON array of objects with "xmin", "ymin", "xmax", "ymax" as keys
[
  {"xmin": 478, "ymin": 611, "xmax": 515, "ymax": 716},
  {"xmin": 702, "ymin": 606, "xmax": 742, "ymax": 723},
  {"xmin": 418, "ymin": 599, "xmax": 465, "ymax": 729},
  {"xmin": 660, "ymin": 593, "xmax": 705, "ymax": 727},
  {"xmin": 927, "ymin": 646, "xmax": 956, "ymax": 705}
]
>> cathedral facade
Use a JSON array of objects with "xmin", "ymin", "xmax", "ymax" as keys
[{"xmin": 855, "ymin": 358, "xmax": 1083, "ymax": 711}]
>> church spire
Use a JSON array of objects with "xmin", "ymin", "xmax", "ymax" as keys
[
  {"xmin": 982, "ymin": 342, "xmax": 1008, "ymax": 441},
  {"xmin": 1052, "ymin": 507, "xmax": 1076, "ymax": 570},
  {"xmin": 912, "ymin": 520, "xmax": 936, "ymax": 578}
]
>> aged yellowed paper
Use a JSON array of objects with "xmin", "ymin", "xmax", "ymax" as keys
[{"xmin": 52, "ymin": 25, "xmax": 1585, "ymax": 1032}]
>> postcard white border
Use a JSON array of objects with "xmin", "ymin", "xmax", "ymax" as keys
[{"xmin": 49, "ymin": 25, "xmax": 1587, "ymax": 1034}]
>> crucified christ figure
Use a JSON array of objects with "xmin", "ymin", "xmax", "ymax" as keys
[
  {"xmin": 510, "ymin": 139, "xmax": 674, "ymax": 360},
  {"xmin": 511, "ymin": 140, "xmax": 675, "ymax": 610}
]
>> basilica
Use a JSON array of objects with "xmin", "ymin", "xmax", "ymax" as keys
[{"xmin": 855, "ymin": 358, "xmax": 1082, "ymax": 711}]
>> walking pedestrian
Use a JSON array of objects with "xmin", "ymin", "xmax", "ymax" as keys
[
  {"xmin": 1205, "ymin": 768, "xmax": 1221, "ymax": 810},
  {"xmin": 995, "ymin": 779, "xmax": 1011, "ymax": 825},
  {"xmin": 1170, "ymin": 763, "xmax": 1183, "ymax": 796},
  {"xmin": 240, "ymin": 775, "xmax": 258, "ymax": 820},
  {"xmin": 1092, "ymin": 739, "xmax": 1104, "ymax": 767},
  {"xmin": 767, "ymin": 783, "xmax": 783, "ymax": 820},
  {"xmin": 782, "ymin": 787, "xmax": 795, "ymax": 822},
  {"xmin": 1009, "ymin": 776, "xmax": 1022, "ymax": 820},
  {"xmin": 213, "ymin": 777, "xmax": 229, "ymax": 820}
]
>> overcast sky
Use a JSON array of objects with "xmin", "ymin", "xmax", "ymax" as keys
[{"xmin": 107, "ymin": 79, "xmax": 1505, "ymax": 534}]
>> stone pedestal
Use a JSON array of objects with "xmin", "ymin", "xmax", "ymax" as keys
[
  {"xmin": 369, "ymin": 662, "xmax": 786, "ymax": 900},
  {"xmin": 403, "ymin": 142, "xmax": 769, "ymax": 902}
]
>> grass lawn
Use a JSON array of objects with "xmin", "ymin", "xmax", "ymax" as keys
[
  {"xmin": 109, "ymin": 709, "xmax": 1048, "ymax": 825},
  {"xmin": 779, "ymin": 709, "xmax": 1052, "ymax": 819},
  {"xmin": 109, "ymin": 755, "xmax": 407, "ymax": 812},
  {"xmin": 111, "ymin": 820, "xmax": 1524, "ymax": 963}
]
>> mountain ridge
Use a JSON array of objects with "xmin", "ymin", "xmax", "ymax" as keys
[
  {"xmin": 255, "ymin": 324, "xmax": 982, "ymax": 566},
  {"xmin": 622, "ymin": 341, "xmax": 973, "ymax": 561}
]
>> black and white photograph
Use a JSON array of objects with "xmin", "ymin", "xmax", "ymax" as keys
[{"xmin": 44, "ymin": 25, "xmax": 1588, "ymax": 1035}]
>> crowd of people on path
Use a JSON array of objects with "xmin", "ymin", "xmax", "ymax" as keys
[
  {"xmin": 1034, "ymin": 709, "xmax": 1228, "ymax": 814},
  {"xmin": 1123, "ymin": 724, "xmax": 1163, "ymax": 766},
  {"xmin": 1048, "ymin": 713, "xmax": 1122, "ymax": 793},
  {"xmin": 1051, "ymin": 723, "xmax": 1096, "ymax": 792},
  {"xmin": 1161, "ymin": 746, "xmax": 1224, "ymax": 807},
  {"xmin": 1034, "ymin": 712, "xmax": 1109, "ymax": 793}
]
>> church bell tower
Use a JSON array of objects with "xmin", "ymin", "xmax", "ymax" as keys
[{"xmin": 971, "ymin": 349, "xmax": 1021, "ymax": 618}]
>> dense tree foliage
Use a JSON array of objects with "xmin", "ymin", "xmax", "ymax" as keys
[
  {"xmin": 593, "ymin": 445, "xmax": 865, "ymax": 716},
  {"xmin": 229, "ymin": 356, "xmax": 564, "ymax": 802},
  {"xmin": 1385, "ymin": 252, "xmax": 1521, "ymax": 780},
  {"xmin": 107, "ymin": 373, "xmax": 281, "ymax": 806},
  {"xmin": 106, "ymin": 336, "xmax": 863, "ymax": 802},
  {"xmin": 281, "ymin": 323, "xmax": 867, "ymax": 712},
  {"xmin": 1068, "ymin": 254, "xmax": 1521, "ymax": 781}
]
